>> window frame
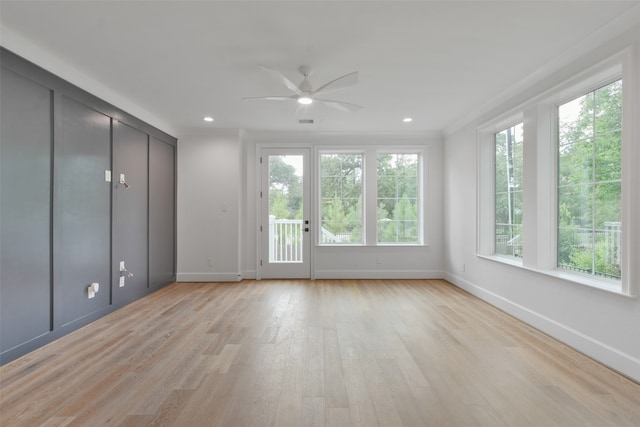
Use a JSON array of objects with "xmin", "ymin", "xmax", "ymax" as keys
[
  {"xmin": 477, "ymin": 113, "xmax": 524, "ymax": 266},
  {"xmin": 317, "ymin": 150, "xmax": 366, "ymax": 246},
  {"xmin": 555, "ymin": 78, "xmax": 623, "ymax": 283},
  {"xmin": 317, "ymin": 146, "xmax": 426, "ymax": 247},
  {"xmin": 375, "ymin": 149, "xmax": 424, "ymax": 246},
  {"xmin": 476, "ymin": 47, "xmax": 637, "ymax": 296},
  {"xmin": 494, "ymin": 122, "xmax": 524, "ymax": 259}
]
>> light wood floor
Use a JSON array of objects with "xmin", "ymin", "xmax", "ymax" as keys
[{"xmin": 1, "ymin": 279, "xmax": 639, "ymax": 426}]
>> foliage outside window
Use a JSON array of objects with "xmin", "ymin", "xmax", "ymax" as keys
[
  {"xmin": 557, "ymin": 80, "xmax": 622, "ymax": 280},
  {"xmin": 495, "ymin": 124, "xmax": 523, "ymax": 257},
  {"xmin": 269, "ymin": 155, "xmax": 302, "ymax": 220},
  {"xmin": 377, "ymin": 153, "xmax": 420, "ymax": 244},
  {"xmin": 320, "ymin": 153, "xmax": 363, "ymax": 244}
]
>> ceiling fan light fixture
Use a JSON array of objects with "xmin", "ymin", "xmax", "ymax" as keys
[{"xmin": 298, "ymin": 96, "xmax": 313, "ymax": 105}]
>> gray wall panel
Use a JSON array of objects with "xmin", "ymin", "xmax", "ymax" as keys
[
  {"xmin": 53, "ymin": 96, "xmax": 112, "ymax": 326},
  {"xmin": 0, "ymin": 68, "xmax": 52, "ymax": 351},
  {"xmin": 149, "ymin": 137, "xmax": 176, "ymax": 290},
  {"xmin": 113, "ymin": 122, "xmax": 149, "ymax": 304},
  {"xmin": 1, "ymin": 47, "xmax": 177, "ymax": 365}
]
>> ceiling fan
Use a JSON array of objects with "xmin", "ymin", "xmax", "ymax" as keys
[{"xmin": 243, "ymin": 65, "xmax": 363, "ymax": 112}]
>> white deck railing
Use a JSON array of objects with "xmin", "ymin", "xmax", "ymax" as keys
[
  {"xmin": 269, "ymin": 216, "xmax": 346, "ymax": 262},
  {"xmin": 269, "ymin": 216, "xmax": 303, "ymax": 262}
]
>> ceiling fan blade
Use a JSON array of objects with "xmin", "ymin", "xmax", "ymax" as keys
[
  {"xmin": 314, "ymin": 71, "xmax": 359, "ymax": 95},
  {"xmin": 242, "ymin": 96, "xmax": 296, "ymax": 101},
  {"xmin": 259, "ymin": 65, "xmax": 303, "ymax": 96},
  {"xmin": 315, "ymin": 98, "xmax": 363, "ymax": 112}
]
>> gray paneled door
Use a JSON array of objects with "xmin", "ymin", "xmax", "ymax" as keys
[
  {"xmin": 112, "ymin": 121, "xmax": 149, "ymax": 305},
  {"xmin": 53, "ymin": 95, "xmax": 112, "ymax": 327},
  {"xmin": 149, "ymin": 137, "xmax": 176, "ymax": 290},
  {"xmin": 0, "ymin": 68, "xmax": 53, "ymax": 351}
]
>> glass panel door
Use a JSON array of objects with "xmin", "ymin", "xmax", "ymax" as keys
[{"xmin": 260, "ymin": 148, "xmax": 310, "ymax": 278}]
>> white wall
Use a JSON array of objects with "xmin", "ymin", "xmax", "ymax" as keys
[
  {"xmin": 240, "ymin": 131, "xmax": 445, "ymax": 279},
  {"xmin": 0, "ymin": 27, "xmax": 177, "ymax": 137},
  {"xmin": 178, "ymin": 130, "xmax": 444, "ymax": 281},
  {"xmin": 443, "ymin": 25, "xmax": 640, "ymax": 382},
  {"xmin": 177, "ymin": 129, "xmax": 243, "ymax": 281}
]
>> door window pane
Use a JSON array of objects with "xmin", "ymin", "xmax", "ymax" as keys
[{"xmin": 268, "ymin": 155, "xmax": 303, "ymax": 262}]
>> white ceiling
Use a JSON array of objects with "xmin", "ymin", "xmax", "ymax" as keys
[{"xmin": 1, "ymin": 1, "xmax": 639, "ymax": 136}]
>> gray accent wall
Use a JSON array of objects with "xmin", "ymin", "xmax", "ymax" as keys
[
  {"xmin": 112, "ymin": 122, "xmax": 149, "ymax": 306},
  {"xmin": 53, "ymin": 96, "xmax": 112, "ymax": 327},
  {"xmin": 0, "ymin": 68, "xmax": 53, "ymax": 353},
  {"xmin": 149, "ymin": 137, "xmax": 177, "ymax": 291},
  {"xmin": 0, "ymin": 48, "xmax": 177, "ymax": 364}
]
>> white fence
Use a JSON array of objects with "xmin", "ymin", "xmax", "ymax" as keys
[
  {"xmin": 268, "ymin": 217, "xmax": 347, "ymax": 262},
  {"xmin": 269, "ymin": 216, "xmax": 303, "ymax": 262}
]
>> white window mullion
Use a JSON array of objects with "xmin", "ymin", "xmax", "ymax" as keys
[
  {"xmin": 621, "ymin": 46, "xmax": 638, "ymax": 295},
  {"xmin": 533, "ymin": 103, "xmax": 557, "ymax": 271},
  {"xmin": 364, "ymin": 147, "xmax": 377, "ymax": 246}
]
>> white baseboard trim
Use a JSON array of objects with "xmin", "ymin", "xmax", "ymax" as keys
[
  {"xmin": 444, "ymin": 272, "xmax": 640, "ymax": 384},
  {"xmin": 176, "ymin": 272, "xmax": 243, "ymax": 282},
  {"xmin": 315, "ymin": 269, "xmax": 444, "ymax": 280},
  {"xmin": 242, "ymin": 270, "xmax": 257, "ymax": 280}
]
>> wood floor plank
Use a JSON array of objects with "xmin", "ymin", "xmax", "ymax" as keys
[{"xmin": 1, "ymin": 279, "xmax": 639, "ymax": 427}]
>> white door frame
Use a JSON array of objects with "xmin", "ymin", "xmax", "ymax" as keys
[{"xmin": 256, "ymin": 146, "xmax": 313, "ymax": 279}]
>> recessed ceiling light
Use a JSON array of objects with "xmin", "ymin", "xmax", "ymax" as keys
[
  {"xmin": 203, "ymin": 116, "xmax": 214, "ymax": 122},
  {"xmin": 402, "ymin": 117, "xmax": 413, "ymax": 123},
  {"xmin": 297, "ymin": 96, "xmax": 313, "ymax": 105}
]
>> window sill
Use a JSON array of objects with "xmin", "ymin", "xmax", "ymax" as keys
[
  {"xmin": 476, "ymin": 254, "xmax": 634, "ymax": 299},
  {"xmin": 318, "ymin": 243, "xmax": 427, "ymax": 247}
]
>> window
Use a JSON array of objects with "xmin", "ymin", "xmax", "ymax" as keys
[
  {"xmin": 557, "ymin": 80, "xmax": 622, "ymax": 281},
  {"xmin": 318, "ymin": 147, "xmax": 425, "ymax": 246},
  {"xmin": 477, "ymin": 49, "xmax": 634, "ymax": 295},
  {"xmin": 319, "ymin": 153, "xmax": 363, "ymax": 244},
  {"xmin": 495, "ymin": 124, "xmax": 524, "ymax": 257},
  {"xmin": 377, "ymin": 153, "xmax": 420, "ymax": 244}
]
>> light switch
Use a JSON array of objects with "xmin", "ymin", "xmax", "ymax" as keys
[{"xmin": 105, "ymin": 170, "xmax": 112, "ymax": 182}]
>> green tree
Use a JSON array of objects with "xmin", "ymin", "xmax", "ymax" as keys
[
  {"xmin": 269, "ymin": 156, "xmax": 302, "ymax": 219},
  {"xmin": 377, "ymin": 153, "xmax": 419, "ymax": 243},
  {"xmin": 320, "ymin": 154, "xmax": 363, "ymax": 242},
  {"xmin": 557, "ymin": 80, "xmax": 622, "ymax": 278},
  {"xmin": 269, "ymin": 189, "xmax": 290, "ymax": 219},
  {"xmin": 494, "ymin": 124, "xmax": 524, "ymax": 256}
]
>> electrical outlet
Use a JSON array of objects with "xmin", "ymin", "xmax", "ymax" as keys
[
  {"xmin": 462, "ymin": 263, "xmax": 466, "ymax": 272},
  {"xmin": 88, "ymin": 282, "xmax": 99, "ymax": 299},
  {"xmin": 119, "ymin": 276, "xmax": 125, "ymax": 287},
  {"xmin": 207, "ymin": 257, "xmax": 214, "ymax": 267}
]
